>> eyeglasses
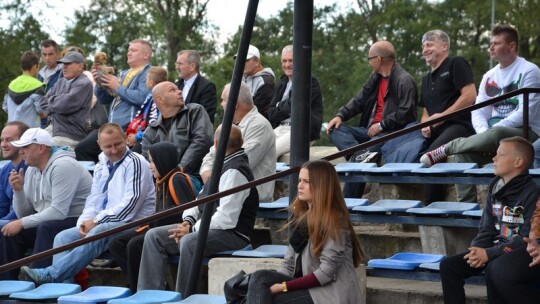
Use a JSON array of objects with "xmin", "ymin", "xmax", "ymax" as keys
[{"xmin": 367, "ymin": 55, "xmax": 380, "ymax": 61}]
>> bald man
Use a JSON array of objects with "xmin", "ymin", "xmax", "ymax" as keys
[
  {"xmin": 142, "ymin": 81, "xmax": 213, "ymax": 178},
  {"xmin": 200, "ymin": 82, "xmax": 275, "ymax": 202},
  {"xmin": 138, "ymin": 124, "xmax": 259, "ymax": 294},
  {"xmin": 326, "ymin": 40, "xmax": 418, "ymax": 197}
]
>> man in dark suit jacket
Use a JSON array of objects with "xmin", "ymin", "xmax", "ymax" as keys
[{"xmin": 175, "ymin": 50, "xmax": 217, "ymax": 123}]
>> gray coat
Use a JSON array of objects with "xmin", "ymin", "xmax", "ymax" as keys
[
  {"xmin": 40, "ymin": 74, "xmax": 93, "ymax": 140},
  {"xmin": 278, "ymin": 229, "xmax": 363, "ymax": 304}
]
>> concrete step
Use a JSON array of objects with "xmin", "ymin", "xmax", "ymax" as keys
[{"xmin": 367, "ymin": 277, "xmax": 487, "ymax": 304}]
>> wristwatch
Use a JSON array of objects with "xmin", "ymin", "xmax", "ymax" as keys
[
  {"xmin": 281, "ymin": 281, "xmax": 288, "ymax": 293},
  {"xmin": 92, "ymin": 218, "xmax": 99, "ymax": 225}
]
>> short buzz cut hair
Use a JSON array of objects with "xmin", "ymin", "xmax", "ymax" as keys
[
  {"xmin": 492, "ymin": 24, "xmax": 519, "ymax": 52},
  {"xmin": 40, "ymin": 39, "xmax": 59, "ymax": 52},
  {"xmin": 422, "ymin": 30, "xmax": 451, "ymax": 50},
  {"xmin": 500, "ymin": 136, "xmax": 534, "ymax": 169},
  {"xmin": 98, "ymin": 123, "xmax": 125, "ymax": 140},
  {"xmin": 177, "ymin": 50, "xmax": 201, "ymax": 71},
  {"xmin": 130, "ymin": 39, "xmax": 153, "ymax": 57},
  {"xmin": 21, "ymin": 51, "xmax": 40, "ymax": 71},
  {"xmin": 147, "ymin": 66, "xmax": 168, "ymax": 84},
  {"xmin": 224, "ymin": 82, "xmax": 253, "ymax": 106}
]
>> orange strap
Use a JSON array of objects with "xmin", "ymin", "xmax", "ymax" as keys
[{"xmin": 168, "ymin": 170, "xmax": 196, "ymax": 205}]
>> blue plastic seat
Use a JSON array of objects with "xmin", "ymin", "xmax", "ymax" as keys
[
  {"xmin": 463, "ymin": 210, "xmax": 483, "ymax": 218},
  {"xmin": 57, "ymin": 286, "xmax": 131, "ymax": 304},
  {"xmin": 419, "ymin": 262, "xmax": 441, "ymax": 271},
  {"xmin": 10, "ymin": 283, "xmax": 81, "ymax": 301},
  {"xmin": 464, "ymin": 163, "xmax": 495, "ymax": 175},
  {"xmin": 0, "ymin": 280, "xmax": 34, "ymax": 296},
  {"xmin": 260, "ymin": 197, "xmax": 367, "ymax": 210},
  {"xmin": 529, "ymin": 168, "xmax": 540, "ymax": 176},
  {"xmin": 276, "ymin": 163, "xmax": 289, "ymax": 172},
  {"xmin": 353, "ymin": 199, "xmax": 422, "ymax": 213},
  {"xmin": 362, "ymin": 163, "xmax": 425, "ymax": 173},
  {"xmin": 169, "ymin": 244, "xmax": 253, "ymax": 264},
  {"xmin": 259, "ymin": 197, "xmax": 289, "ymax": 209},
  {"xmin": 232, "ymin": 244, "xmax": 287, "ymax": 258},
  {"xmin": 412, "ymin": 163, "xmax": 478, "ymax": 174},
  {"xmin": 335, "ymin": 162, "xmax": 377, "ymax": 173},
  {"xmin": 406, "ymin": 201, "xmax": 480, "ymax": 215},
  {"xmin": 107, "ymin": 290, "xmax": 181, "ymax": 304},
  {"xmin": 344, "ymin": 198, "xmax": 369, "ymax": 209},
  {"xmin": 368, "ymin": 252, "xmax": 445, "ymax": 270},
  {"xmin": 174, "ymin": 294, "xmax": 226, "ymax": 303}
]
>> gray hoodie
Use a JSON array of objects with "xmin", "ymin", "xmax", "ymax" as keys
[
  {"xmin": 13, "ymin": 149, "xmax": 93, "ymax": 229},
  {"xmin": 243, "ymin": 67, "xmax": 275, "ymax": 117}
]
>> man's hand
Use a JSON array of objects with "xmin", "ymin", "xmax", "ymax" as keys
[
  {"xmin": 524, "ymin": 237, "xmax": 540, "ymax": 267},
  {"xmin": 100, "ymin": 73, "xmax": 121, "ymax": 91},
  {"xmin": 326, "ymin": 116, "xmax": 342, "ymax": 134},
  {"xmin": 1, "ymin": 219, "xmax": 23, "ymax": 237},
  {"xmin": 126, "ymin": 134, "xmax": 137, "ymax": 147},
  {"xmin": 426, "ymin": 112, "xmax": 445, "ymax": 128},
  {"xmin": 421, "ymin": 126, "xmax": 432, "ymax": 138},
  {"xmin": 201, "ymin": 170, "xmax": 211, "ymax": 184},
  {"xmin": 168, "ymin": 222, "xmax": 190, "ymax": 243},
  {"xmin": 8, "ymin": 168, "xmax": 24, "ymax": 192},
  {"xmin": 368, "ymin": 123, "xmax": 382, "ymax": 137},
  {"xmin": 464, "ymin": 246, "xmax": 488, "ymax": 268},
  {"xmin": 79, "ymin": 219, "xmax": 96, "ymax": 238}
]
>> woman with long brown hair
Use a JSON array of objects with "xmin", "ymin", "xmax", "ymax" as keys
[{"xmin": 245, "ymin": 159, "xmax": 365, "ymax": 304}]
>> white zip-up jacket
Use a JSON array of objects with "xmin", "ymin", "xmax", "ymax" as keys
[{"xmin": 76, "ymin": 149, "xmax": 155, "ymax": 227}]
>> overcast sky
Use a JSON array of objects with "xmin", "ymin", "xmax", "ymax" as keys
[{"xmin": 17, "ymin": 0, "xmax": 350, "ymax": 44}]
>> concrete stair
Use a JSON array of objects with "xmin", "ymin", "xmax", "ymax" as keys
[{"xmin": 367, "ymin": 277, "xmax": 486, "ymax": 304}]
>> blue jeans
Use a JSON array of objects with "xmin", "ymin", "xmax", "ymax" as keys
[
  {"xmin": 329, "ymin": 125, "xmax": 385, "ymax": 156},
  {"xmin": 0, "ymin": 220, "xmax": 9, "ymax": 229},
  {"xmin": 0, "ymin": 217, "xmax": 77, "ymax": 280},
  {"xmin": 47, "ymin": 222, "xmax": 124, "ymax": 282}
]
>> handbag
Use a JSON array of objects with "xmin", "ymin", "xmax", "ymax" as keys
[{"xmin": 223, "ymin": 270, "xmax": 251, "ymax": 304}]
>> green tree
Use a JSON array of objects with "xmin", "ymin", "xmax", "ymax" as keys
[{"xmin": 64, "ymin": 0, "xmax": 217, "ymax": 78}]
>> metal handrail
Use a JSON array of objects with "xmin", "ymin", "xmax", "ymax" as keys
[{"xmin": 1, "ymin": 87, "xmax": 538, "ymax": 274}]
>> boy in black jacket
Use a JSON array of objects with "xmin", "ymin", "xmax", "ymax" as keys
[{"xmin": 440, "ymin": 136, "xmax": 540, "ymax": 304}]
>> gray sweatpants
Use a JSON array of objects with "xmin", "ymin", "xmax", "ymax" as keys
[{"xmin": 137, "ymin": 224, "xmax": 248, "ymax": 297}]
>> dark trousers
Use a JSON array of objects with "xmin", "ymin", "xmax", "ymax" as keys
[
  {"xmin": 485, "ymin": 245, "xmax": 540, "ymax": 304},
  {"xmin": 75, "ymin": 129, "xmax": 101, "ymax": 163},
  {"xmin": 425, "ymin": 123, "xmax": 475, "ymax": 204},
  {"xmin": 0, "ymin": 217, "xmax": 78, "ymax": 279},
  {"xmin": 246, "ymin": 269, "xmax": 314, "ymax": 304},
  {"xmin": 440, "ymin": 252, "xmax": 485, "ymax": 304},
  {"xmin": 108, "ymin": 229, "xmax": 146, "ymax": 293}
]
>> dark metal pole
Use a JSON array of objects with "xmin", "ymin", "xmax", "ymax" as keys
[
  {"xmin": 288, "ymin": 0, "xmax": 313, "ymax": 201},
  {"xmin": 523, "ymin": 93, "xmax": 529, "ymax": 140},
  {"xmin": 183, "ymin": 0, "xmax": 259, "ymax": 297}
]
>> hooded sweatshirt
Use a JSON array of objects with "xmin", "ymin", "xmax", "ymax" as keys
[
  {"xmin": 472, "ymin": 174, "xmax": 540, "ymax": 260},
  {"xmin": 2, "ymin": 75, "xmax": 45, "ymax": 128},
  {"xmin": 243, "ymin": 67, "xmax": 275, "ymax": 117},
  {"xmin": 12, "ymin": 149, "xmax": 93, "ymax": 229}
]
